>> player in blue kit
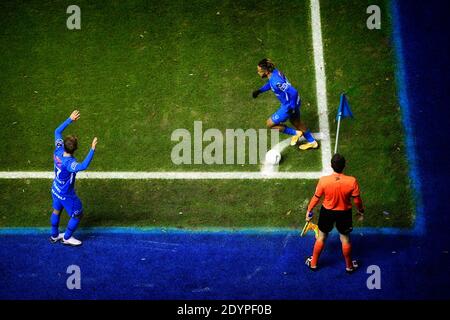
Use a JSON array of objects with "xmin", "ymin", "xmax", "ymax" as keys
[
  {"xmin": 252, "ymin": 58, "xmax": 318, "ymax": 150},
  {"xmin": 49, "ymin": 110, "xmax": 98, "ymax": 246}
]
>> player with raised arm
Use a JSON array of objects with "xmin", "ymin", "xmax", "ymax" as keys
[
  {"xmin": 49, "ymin": 110, "xmax": 98, "ymax": 246},
  {"xmin": 252, "ymin": 58, "xmax": 318, "ymax": 150}
]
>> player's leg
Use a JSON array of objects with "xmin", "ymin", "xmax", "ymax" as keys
[
  {"xmin": 298, "ymin": 127, "xmax": 319, "ymax": 150},
  {"xmin": 267, "ymin": 108, "xmax": 302, "ymax": 138},
  {"xmin": 288, "ymin": 107, "xmax": 305, "ymax": 146},
  {"xmin": 63, "ymin": 215, "xmax": 83, "ymax": 246},
  {"xmin": 62, "ymin": 196, "xmax": 84, "ymax": 246},
  {"xmin": 337, "ymin": 209, "xmax": 358, "ymax": 273},
  {"xmin": 339, "ymin": 234, "xmax": 354, "ymax": 271},
  {"xmin": 306, "ymin": 206, "xmax": 333, "ymax": 270},
  {"xmin": 289, "ymin": 98, "xmax": 318, "ymax": 150},
  {"xmin": 306, "ymin": 230, "xmax": 327, "ymax": 270},
  {"xmin": 289, "ymin": 117, "xmax": 306, "ymax": 132},
  {"xmin": 50, "ymin": 195, "xmax": 65, "ymax": 243},
  {"xmin": 266, "ymin": 117, "xmax": 286, "ymax": 132}
]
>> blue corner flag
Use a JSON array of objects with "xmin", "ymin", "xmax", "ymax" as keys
[{"xmin": 336, "ymin": 93, "xmax": 353, "ymax": 121}]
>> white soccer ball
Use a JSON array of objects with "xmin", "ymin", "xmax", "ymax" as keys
[{"xmin": 265, "ymin": 149, "xmax": 281, "ymax": 165}]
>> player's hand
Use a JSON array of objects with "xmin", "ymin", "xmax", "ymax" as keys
[
  {"xmin": 91, "ymin": 137, "xmax": 98, "ymax": 150},
  {"xmin": 305, "ymin": 211, "xmax": 314, "ymax": 222},
  {"xmin": 356, "ymin": 210, "xmax": 364, "ymax": 222},
  {"xmin": 70, "ymin": 110, "xmax": 80, "ymax": 121},
  {"xmin": 252, "ymin": 90, "xmax": 261, "ymax": 99}
]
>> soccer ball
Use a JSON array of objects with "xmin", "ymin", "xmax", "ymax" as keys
[{"xmin": 265, "ymin": 149, "xmax": 281, "ymax": 165}]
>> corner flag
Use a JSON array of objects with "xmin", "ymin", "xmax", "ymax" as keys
[
  {"xmin": 334, "ymin": 93, "xmax": 353, "ymax": 154},
  {"xmin": 336, "ymin": 93, "xmax": 353, "ymax": 120}
]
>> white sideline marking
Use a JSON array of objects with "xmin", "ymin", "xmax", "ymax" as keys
[
  {"xmin": 0, "ymin": 171, "xmax": 323, "ymax": 180},
  {"xmin": 0, "ymin": 1, "xmax": 332, "ymax": 181},
  {"xmin": 311, "ymin": 0, "xmax": 333, "ymax": 175},
  {"xmin": 1, "ymin": 132, "xmax": 326, "ymax": 180}
]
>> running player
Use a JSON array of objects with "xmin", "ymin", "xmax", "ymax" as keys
[
  {"xmin": 49, "ymin": 110, "xmax": 97, "ymax": 246},
  {"xmin": 252, "ymin": 58, "xmax": 318, "ymax": 150}
]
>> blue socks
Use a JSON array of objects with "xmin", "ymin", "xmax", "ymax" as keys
[
  {"xmin": 64, "ymin": 217, "xmax": 81, "ymax": 240},
  {"xmin": 52, "ymin": 212, "xmax": 83, "ymax": 240},
  {"xmin": 50, "ymin": 213, "xmax": 61, "ymax": 238},
  {"xmin": 282, "ymin": 126, "xmax": 297, "ymax": 136},
  {"xmin": 304, "ymin": 130, "xmax": 315, "ymax": 143},
  {"xmin": 282, "ymin": 127, "xmax": 315, "ymax": 143}
]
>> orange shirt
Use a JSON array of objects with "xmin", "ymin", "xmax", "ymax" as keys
[{"xmin": 312, "ymin": 173, "xmax": 361, "ymax": 211}]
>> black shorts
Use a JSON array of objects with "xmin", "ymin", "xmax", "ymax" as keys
[{"xmin": 318, "ymin": 206, "xmax": 353, "ymax": 235}]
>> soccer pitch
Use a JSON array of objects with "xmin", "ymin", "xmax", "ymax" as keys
[{"xmin": 0, "ymin": 0, "xmax": 414, "ymax": 228}]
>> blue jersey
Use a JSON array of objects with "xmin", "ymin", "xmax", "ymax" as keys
[
  {"xmin": 259, "ymin": 68, "xmax": 299, "ymax": 107},
  {"xmin": 52, "ymin": 118, "xmax": 95, "ymax": 198}
]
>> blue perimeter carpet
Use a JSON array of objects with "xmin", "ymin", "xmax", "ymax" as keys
[
  {"xmin": 1, "ymin": 0, "xmax": 450, "ymax": 299},
  {"xmin": 0, "ymin": 232, "xmax": 443, "ymax": 300}
]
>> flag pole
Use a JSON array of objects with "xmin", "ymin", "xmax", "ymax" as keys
[
  {"xmin": 334, "ymin": 112, "xmax": 342, "ymax": 154},
  {"xmin": 335, "ymin": 92, "xmax": 344, "ymax": 154}
]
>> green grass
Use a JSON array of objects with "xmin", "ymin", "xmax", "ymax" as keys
[
  {"xmin": 0, "ymin": 179, "xmax": 317, "ymax": 228},
  {"xmin": 321, "ymin": 0, "xmax": 415, "ymax": 227},
  {"xmin": 0, "ymin": 0, "xmax": 415, "ymax": 228},
  {"xmin": 0, "ymin": 0, "xmax": 318, "ymax": 172}
]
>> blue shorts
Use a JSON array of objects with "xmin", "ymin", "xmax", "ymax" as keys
[
  {"xmin": 51, "ymin": 190, "xmax": 83, "ymax": 218},
  {"xmin": 271, "ymin": 96, "xmax": 301, "ymax": 125}
]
